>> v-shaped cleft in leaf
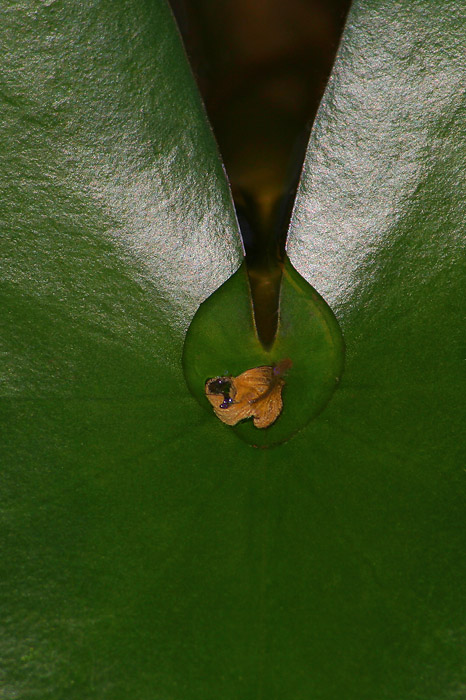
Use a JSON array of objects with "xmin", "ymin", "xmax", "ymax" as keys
[{"xmin": 183, "ymin": 257, "xmax": 344, "ymax": 447}]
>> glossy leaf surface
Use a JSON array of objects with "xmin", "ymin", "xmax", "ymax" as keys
[{"xmin": 2, "ymin": 0, "xmax": 466, "ymax": 698}]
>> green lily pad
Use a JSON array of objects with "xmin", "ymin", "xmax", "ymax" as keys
[{"xmin": 2, "ymin": 0, "xmax": 466, "ymax": 697}]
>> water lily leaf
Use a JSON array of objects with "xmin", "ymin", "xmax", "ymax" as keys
[{"xmin": 2, "ymin": 0, "xmax": 465, "ymax": 698}]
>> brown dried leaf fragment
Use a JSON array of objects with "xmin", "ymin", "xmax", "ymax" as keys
[{"xmin": 205, "ymin": 359, "xmax": 292, "ymax": 429}]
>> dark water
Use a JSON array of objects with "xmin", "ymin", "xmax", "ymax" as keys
[{"xmin": 169, "ymin": 0, "xmax": 351, "ymax": 346}]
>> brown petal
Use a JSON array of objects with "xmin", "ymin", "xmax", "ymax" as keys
[{"xmin": 205, "ymin": 360, "xmax": 291, "ymax": 429}]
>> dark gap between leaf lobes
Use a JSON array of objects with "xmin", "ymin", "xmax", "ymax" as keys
[{"xmin": 170, "ymin": 0, "xmax": 350, "ymax": 348}]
